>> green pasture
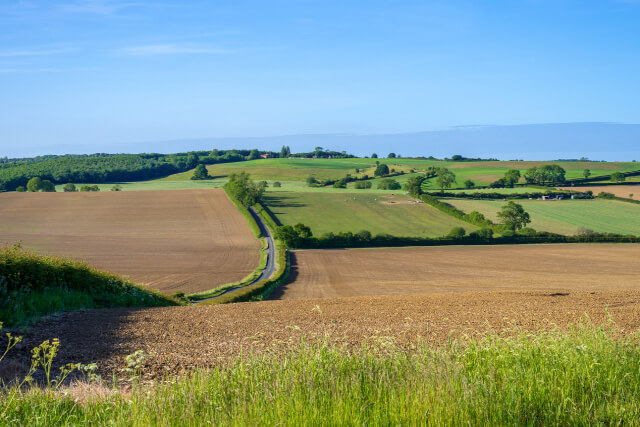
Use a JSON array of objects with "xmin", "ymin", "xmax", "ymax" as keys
[
  {"xmin": 157, "ymin": 158, "xmax": 640, "ymax": 190},
  {"xmin": 446, "ymin": 198, "xmax": 640, "ymax": 235},
  {"xmin": 263, "ymin": 191, "xmax": 476, "ymax": 237},
  {"xmin": 54, "ymin": 180, "xmax": 224, "ymax": 192}
]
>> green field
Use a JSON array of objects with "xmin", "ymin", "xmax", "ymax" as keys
[
  {"xmin": 54, "ymin": 180, "xmax": 224, "ymax": 192},
  {"xmin": 157, "ymin": 158, "xmax": 640, "ymax": 190},
  {"xmin": 263, "ymin": 192, "xmax": 476, "ymax": 237},
  {"xmin": 446, "ymin": 198, "xmax": 640, "ymax": 235}
]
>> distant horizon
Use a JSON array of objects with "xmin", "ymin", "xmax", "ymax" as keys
[{"xmin": 4, "ymin": 122, "xmax": 640, "ymax": 162}]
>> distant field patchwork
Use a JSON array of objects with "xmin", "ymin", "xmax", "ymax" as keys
[
  {"xmin": 0, "ymin": 190, "xmax": 260, "ymax": 294},
  {"xmin": 158, "ymin": 158, "xmax": 640, "ymax": 189},
  {"xmin": 445, "ymin": 198, "xmax": 640, "ymax": 235},
  {"xmin": 263, "ymin": 192, "xmax": 476, "ymax": 237}
]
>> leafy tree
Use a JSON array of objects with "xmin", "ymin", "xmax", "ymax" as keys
[
  {"xmin": 225, "ymin": 172, "xmax": 265, "ymax": 206},
  {"xmin": 387, "ymin": 153, "xmax": 396, "ymax": 158},
  {"xmin": 611, "ymin": 172, "xmax": 626, "ymax": 182},
  {"xmin": 374, "ymin": 163, "xmax": 390, "ymax": 177},
  {"xmin": 293, "ymin": 223, "xmax": 313, "ymax": 238},
  {"xmin": 280, "ymin": 145, "xmax": 291, "ymax": 158},
  {"xmin": 306, "ymin": 176, "xmax": 318, "ymax": 187},
  {"xmin": 80, "ymin": 185, "xmax": 100, "ymax": 192},
  {"xmin": 26, "ymin": 177, "xmax": 43, "ymax": 192},
  {"xmin": 403, "ymin": 175, "xmax": 425, "ymax": 196},
  {"xmin": 186, "ymin": 153, "xmax": 199, "ymax": 169},
  {"xmin": 464, "ymin": 180, "xmax": 475, "ymax": 189},
  {"xmin": 248, "ymin": 149, "xmax": 260, "ymax": 160},
  {"xmin": 63, "ymin": 183, "xmax": 77, "ymax": 192},
  {"xmin": 583, "ymin": 169, "xmax": 591, "ymax": 179},
  {"xmin": 451, "ymin": 155, "xmax": 463, "ymax": 161},
  {"xmin": 447, "ymin": 227, "xmax": 466, "ymax": 238},
  {"xmin": 191, "ymin": 164, "xmax": 211, "ymax": 180},
  {"xmin": 355, "ymin": 168, "xmax": 359, "ymax": 173},
  {"xmin": 15, "ymin": 186, "xmax": 26, "ymax": 192},
  {"xmin": 111, "ymin": 184, "xmax": 123, "ymax": 191},
  {"xmin": 377, "ymin": 178, "xmax": 401, "ymax": 190},
  {"xmin": 371, "ymin": 153, "xmax": 378, "ymax": 158},
  {"xmin": 41, "ymin": 180, "xmax": 56, "ymax": 192},
  {"xmin": 435, "ymin": 168, "xmax": 456, "ymax": 193},
  {"xmin": 497, "ymin": 201, "xmax": 531, "ymax": 231},
  {"xmin": 523, "ymin": 165, "xmax": 566, "ymax": 185},
  {"xmin": 503, "ymin": 169, "xmax": 521, "ymax": 188},
  {"xmin": 273, "ymin": 181, "xmax": 282, "ymax": 188}
]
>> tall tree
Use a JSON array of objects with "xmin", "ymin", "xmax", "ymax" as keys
[
  {"xmin": 374, "ymin": 163, "xmax": 390, "ymax": 177},
  {"xmin": 503, "ymin": 169, "xmax": 521, "ymax": 188},
  {"xmin": 583, "ymin": 169, "xmax": 591, "ymax": 180},
  {"xmin": 26, "ymin": 177, "xmax": 43, "ymax": 192},
  {"xmin": 497, "ymin": 201, "xmax": 531, "ymax": 230},
  {"xmin": 435, "ymin": 168, "xmax": 456, "ymax": 194},
  {"xmin": 191, "ymin": 164, "xmax": 211, "ymax": 180}
]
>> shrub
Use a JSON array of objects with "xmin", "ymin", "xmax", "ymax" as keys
[
  {"xmin": 469, "ymin": 228, "xmax": 494, "ymax": 239},
  {"xmin": 447, "ymin": 227, "xmax": 466, "ymax": 238},
  {"xmin": 15, "ymin": 186, "xmax": 26, "ymax": 192},
  {"xmin": 517, "ymin": 227, "xmax": 538, "ymax": 237},
  {"xmin": 377, "ymin": 178, "xmax": 401, "ymax": 190},
  {"xmin": 598, "ymin": 192, "xmax": 615, "ymax": 199},
  {"xmin": 273, "ymin": 181, "xmax": 282, "ymax": 188},
  {"xmin": 111, "ymin": 184, "xmax": 123, "ymax": 191},
  {"xmin": 62, "ymin": 183, "xmax": 77, "ymax": 192}
]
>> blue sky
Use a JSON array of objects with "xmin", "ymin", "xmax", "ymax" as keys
[{"xmin": 1, "ymin": 0, "xmax": 640, "ymax": 156}]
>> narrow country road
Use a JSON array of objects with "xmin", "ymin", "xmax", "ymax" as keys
[{"xmin": 195, "ymin": 207, "xmax": 276, "ymax": 302}]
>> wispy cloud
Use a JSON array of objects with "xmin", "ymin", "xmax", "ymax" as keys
[
  {"xmin": 117, "ymin": 43, "xmax": 233, "ymax": 56},
  {"xmin": 0, "ymin": 47, "xmax": 78, "ymax": 57}
]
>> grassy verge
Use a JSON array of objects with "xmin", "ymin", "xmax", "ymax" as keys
[
  {"xmin": 0, "ymin": 245, "xmax": 179, "ymax": 327},
  {"xmin": 4, "ymin": 323, "xmax": 640, "ymax": 425}
]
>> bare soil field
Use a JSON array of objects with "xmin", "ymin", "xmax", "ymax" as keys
[
  {"xmin": 557, "ymin": 185, "xmax": 640, "ymax": 199},
  {"xmin": 0, "ymin": 190, "xmax": 259, "ymax": 294},
  {"xmin": 7, "ymin": 290, "xmax": 640, "ymax": 380},
  {"xmin": 270, "ymin": 244, "xmax": 640, "ymax": 299}
]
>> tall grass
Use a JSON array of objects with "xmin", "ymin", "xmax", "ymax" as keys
[
  {"xmin": 0, "ymin": 245, "xmax": 178, "ymax": 326},
  {"xmin": 3, "ymin": 323, "xmax": 640, "ymax": 425}
]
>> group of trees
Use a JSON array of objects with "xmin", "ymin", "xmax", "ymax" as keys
[
  {"xmin": 224, "ymin": 172, "xmax": 266, "ymax": 207},
  {"xmin": 523, "ymin": 165, "xmax": 566, "ymax": 185},
  {"xmin": 20, "ymin": 177, "xmax": 56, "ymax": 192}
]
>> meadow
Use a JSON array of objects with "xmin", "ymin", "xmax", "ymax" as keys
[
  {"xmin": 446, "ymin": 198, "xmax": 640, "ymax": 235},
  {"xmin": 263, "ymin": 191, "xmax": 475, "ymax": 237},
  {"xmin": 156, "ymin": 158, "xmax": 640, "ymax": 188}
]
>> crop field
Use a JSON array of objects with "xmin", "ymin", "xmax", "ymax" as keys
[
  {"xmin": 156, "ymin": 158, "xmax": 640, "ymax": 189},
  {"xmin": 557, "ymin": 185, "xmax": 640, "ymax": 199},
  {"xmin": 11, "ymin": 288, "xmax": 640, "ymax": 380},
  {"xmin": 263, "ymin": 191, "xmax": 476, "ymax": 237},
  {"xmin": 445, "ymin": 198, "xmax": 640, "ymax": 235},
  {"xmin": 0, "ymin": 190, "xmax": 260, "ymax": 294},
  {"xmin": 271, "ymin": 244, "xmax": 640, "ymax": 299}
]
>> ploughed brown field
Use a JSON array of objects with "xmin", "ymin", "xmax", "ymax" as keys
[
  {"xmin": 557, "ymin": 185, "xmax": 640, "ymax": 199},
  {"xmin": 0, "ymin": 190, "xmax": 259, "ymax": 293},
  {"xmin": 270, "ymin": 244, "xmax": 640, "ymax": 299},
  {"xmin": 9, "ymin": 290, "xmax": 640, "ymax": 380}
]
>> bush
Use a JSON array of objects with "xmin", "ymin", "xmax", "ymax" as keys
[
  {"xmin": 273, "ymin": 181, "xmax": 282, "ymax": 188},
  {"xmin": 15, "ymin": 186, "xmax": 26, "ymax": 192},
  {"xmin": 80, "ymin": 185, "xmax": 100, "ymax": 192},
  {"xmin": 62, "ymin": 183, "xmax": 77, "ymax": 192},
  {"xmin": 111, "ymin": 184, "xmax": 123, "ymax": 191},
  {"xmin": 517, "ymin": 227, "xmax": 538, "ymax": 237},
  {"xmin": 447, "ymin": 227, "xmax": 466, "ymax": 238},
  {"xmin": 598, "ymin": 192, "xmax": 615, "ymax": 199},
  {"xmin": 354, "ymin": 181, "xmax": 372, "ymax": 189},
  {"xmin": 377, "ymin": 178, "xmax": 401, "ymax": 190},
  {"xmin": 469, "ymin": 228, "xmax": 493, "ymax": 239}
]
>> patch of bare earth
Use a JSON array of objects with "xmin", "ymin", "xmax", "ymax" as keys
[
  {"xmin": 6, "ymin": 290, "xmax": 640, "ymax": 380},
  {"xmin": 271, "ymin": 244, "xmax": 640, "ymax": 299},
  {"xmin": 557, "ymin": 185, "xmax": 640, "ymax": 199},
  {"xmin": 0, "ymin": 189, "xmax": 259, "ymax": 294}
]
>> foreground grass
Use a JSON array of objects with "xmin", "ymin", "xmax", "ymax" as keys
[{"xmin": 3, "ymin": 323, "xmax": 640, "ymax": 425}]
